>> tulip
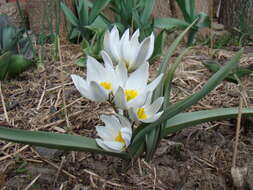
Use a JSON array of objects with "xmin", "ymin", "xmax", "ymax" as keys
[
  {"xmin": 104, "ymin": 26, "xmax": 154, "ymax": 72},
  {"xmin": 114, "ymin": 63, "xmax": 163, "ymax": 110},
  {"xmin": 96, "ymin": 115, "xmax": 132, "ymax": 152},
  {"xmin": 129, "ymin": 97, "xmax": 164, "ymax": 123},
  {"xmin": 71, "ymin": 51, "xmax": 117, "ymax": 102}
]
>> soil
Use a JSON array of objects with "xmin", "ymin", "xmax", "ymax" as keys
[{"xmin": 0, "ymin": 43, "xmax": 252, "ymax": 190}]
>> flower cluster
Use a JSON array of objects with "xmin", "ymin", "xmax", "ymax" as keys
[{"xmin": 71, "ymin": 26, "xmax": 164, "ymax": 152}]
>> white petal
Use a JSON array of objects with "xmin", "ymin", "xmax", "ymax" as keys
[
  {"xmin": 96, "ymin": 126, "xmax": 114, "ymax": 141},
  {"xmin": 101, "ymin": 140, "xmax": 125, "ymax": 152},
  {"xmin": 114, "ymin": 87, "xmax": 128, "ymax": 109},
  {"xmin": 121, "ymin": 127, "xmax": 132, "ymax": 147},
  {"xmin": 126, "ymin": 63, "xmax": 149, "ymax": 91},
  {"xmin": 145, "ymin": 97, "xmax": 164, "ymax": 115},
  {"xmin": 90, "ymin": 81, "xmax": 108, "ymax": 102},
  {"xmin": 131, "ymin": 35, "xmax": 154, "ymax": 70},
  {"xmin": 128, "ymin": 91, "xmax": 151, "ymax": 108},
  {"xmin": 96, "ymin": 139, "xmax": 124, "ymax": 152},
  {"xmin": 104, "ymin": 26, "xmax": 120, "ymax": 62},
  {"xmin": 130, "ymin": 29, "xmax": 140, "ymax": 45},
  {"xmin": 147, "ymin": 73, "xmax": 164, "ymax": 91},
  {"xmin": 101, "ymin": 50, "xmax": 114, "ymax": 71},
  {"xmin": 115, "ymin": 63, "xmax": 128, "ymax": 88},
  {"xmin": 100, "ymin": 115, "xmax": 121, "ymax": 132},
  {"xmin": 128, "ymin": 108, "xmax": 139, "ymax": 122},
  {"xmin": 141, "ymin": 111, "xmax": 163, "ymax": 123},
  {"xmin": 71, "ymin": 75, "xmax": 93, "ymax": 100},
  {"xmin": 117, "ymin": 114, "xmax": 132, "ymax": 129},
  {"xmin": 146, "ymin": 33, "xmax": 155, "ymax": 60},
  {"xmin": 87, "ymin": 56, "xmax": 106, "ymax": 83}
]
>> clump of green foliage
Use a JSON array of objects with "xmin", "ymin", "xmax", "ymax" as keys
[{"xmin": 0, "ymin": 15, "xmax": 34, "ymax": 80}]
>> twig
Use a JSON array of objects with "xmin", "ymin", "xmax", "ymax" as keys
[
  {"xmin": 83, "ymin": 169, "xmax": 123, "ymax": 187},
  {"xmin": 54, "ymin": 156, "xmax": 66, "ymax": 185},
  {"xmin": 0, "ymin": 82, "xmax": 9, "ymax": 122},
  {"xmin": 37, "ymin": 81, "xmax": 47, "ymax": 110},
  {"xmin": 35, "ymin": 110, "xmax": 83, "ymax": 130},
  {"xmin": 0, "ymin": 145, "xmax": 29, "ymax": 161},
  {"xmin": 57, "ymin": 36, "xmax": 71, "ymax": 129},
  {"xmin": 232, "ymin": 96, "xmax": 243, "ymax": 168},
  {"xmin": 45, "ymin": 82, "xmax": 73, "ymax": 92},
  {"xmin": 43, "ymin": 97, "xmax": 83, "ymax": 121},
  {"xmin": 24, "ymin": 174, "xmax": 41, "ymax": 190}
]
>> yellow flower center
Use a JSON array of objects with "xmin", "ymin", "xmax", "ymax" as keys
[
  {"xmin": 137, "ymin": 108, "xmax": 147, "ymax": 120},
  {"xmin": 115, "ymin": 131, "xmax": 125, "ymax": 143},
  {"xmin": 124, "ymin": 89, "xmax": 138, "ymax": 102},
  {"xmin": 100, "ymin": 82, "xmax": 112, "ymax": 90}
]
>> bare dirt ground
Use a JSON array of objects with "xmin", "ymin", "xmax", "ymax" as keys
[{"xmin": 0, "ymin": 43, "xmax": 252, "ymax": 189}]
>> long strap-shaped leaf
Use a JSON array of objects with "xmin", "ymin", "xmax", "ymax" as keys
[
  {"xmin": 163, "ymin": 108, "xmax": 253, "ymax": 136},
  {"xmin": 0, "ymin": 127, "xmax": 129, "ymax": 160},
  {"xmin": 131, "ymin": 49, "xmax": 243, "ymax": 146}
]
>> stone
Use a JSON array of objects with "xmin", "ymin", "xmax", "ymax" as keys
[{"xmin": 34, "ymin": 146, "xmax": 64, "ymax": 160}]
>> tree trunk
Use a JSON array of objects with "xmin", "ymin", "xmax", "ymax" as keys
[{"xmin": 218, "ymin": 0, "xmax": 253, "ymax": 31}]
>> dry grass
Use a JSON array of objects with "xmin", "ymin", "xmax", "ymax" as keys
[{"xmin": 0, "ymin": 43, "xmax": 252, "ymax": 189}]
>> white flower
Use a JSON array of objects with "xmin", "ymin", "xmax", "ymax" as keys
[
  {"xmin": 104, "ymin": 26, "xmax": 155, "ymax": 71},
  {"xmin": 129, "ymin": 97, "xmax": 164, "ymax": 123},
  {"xmin": 71, "ymin": 51, "xmax": 117, "ymax": 102},
  {"xmin": 113, "ymin": 63, "xmax": 163, "ymax": 110},
  {"xmin": 96, "ymin": 114, "xmax": 132, "ymax": 153}
]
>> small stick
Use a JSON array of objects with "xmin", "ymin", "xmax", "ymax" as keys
[
  {"xmin": 57, "ymin": 36, "xmax": 71, "ymax": 129},
  {"xmin": 83, "ymin": 169, "xmax": 123, "ymax": 187},
  {"xmin": 35, "ymin": 110, "xmax": 83, "ymax": 130},
  {"xmin": 0, "ymin": 82, "xmax": 9, "ymax": 122},
  {"xmin": 37, "ymin": 81, "xmax": 47, "ymax": 110},
  {"xmin": 24, "ymin": 174, "xmax": 41, "ymax": 190},
  {"xmin": 43, "ymin": 97, "xmax": 83, "ymax": 121},
  {"xmin": 0, "ymin": 145, "xmax": 29, "ymax": 162},
  {"xmin": 54, "ymin": 156, "xmax": 66, "ymax": 185},
  {"xmin": 232, "ymin": 96, "xmax": 243, "ymax": 168},
  {"xmin": 46, "ymin": 82, "xmax": 73, "ymax": 92}
]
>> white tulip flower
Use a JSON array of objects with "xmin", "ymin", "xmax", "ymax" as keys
[
  {"xmin": 129, "ymin": 97, "xmax": 164, "ymax": 123},
  {"xmin": 104, "ymin": 26, "xmax": 155, "ymax": 72},
  {"xmin": 71, "ymin": 51, "xmax": 117, "ymax": 102},
  {"xmin": 96, "ymin": 114, "xmax": 132, "ymax": 153},
  {"xmin": 114, "ymin": 63, "xmax": 163, "ymax": 110}
]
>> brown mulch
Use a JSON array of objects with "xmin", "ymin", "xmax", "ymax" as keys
[{"xmin": 0, "ymin": 43, "xmax": 252, "ymax": 189}]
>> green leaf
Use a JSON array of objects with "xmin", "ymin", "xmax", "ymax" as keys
[
  {"xmin": 163, "ymin": 47, "xmax": 191, "ymax": 108},
  {"xmin": 145, "ymin": 48, "xmax": 191, "ymax": 161},
  {"xmin": 61, "ymin": 2, "xmax": 79, "ymax": 27},
  {"xmin": 89, "ymin": 0, "xmax": 111, "ymax": 24},
  {"xmin": 141, "ymin": 0, "xmax": 155, "ymax": 23},
  {"xmin": 196, "ymin": 12, "xmax": 210, "ymax": 28},
  {"xmin": 163, "ymin": 108, "xmax": 253, "ymax": 136},
  {"xmin": 1, "ymin": 26, "xmax": 18, "ymax": 53},
  {"xmin": 0, "ymin": 52, "xmax": 11, "ymax": 80},
  {"xmin": 0, "ymin": 126, "xmax": 129, "ymax": 160},
  {"xmin": 154, "ymin": 19, "xmax": 198, "ymax": 99},
  {"xmin": 75, "ymin": 57, "xmax": 87, "ymax": 67},
  {"xmin": 154, "ymin": 18, "xmax": 189, "ymax": 30},
  {"xmin": 90, "ymin": 16, "xmax": 108, "ymax": 30},
  {"xmin": 175, "ymin": 0, "xmax": 193, "ymax": 22},
  {"xmin": 131, "ymin": 49, "xmax": 243, "ymax": 147},
  {"xmin": 7, "ymin": 55, "xmax": 33, "ymax": 77},
  {"xmin": 77, "ymin": 0, "xmax": 89, "ymax": 26},
  {"xmin": 151, "ymin": 30, "xmax": 166, "ymax": 61},
  {"xmin": 203, "ymin": 60, "xmax": 252, "ymax": 83}
]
